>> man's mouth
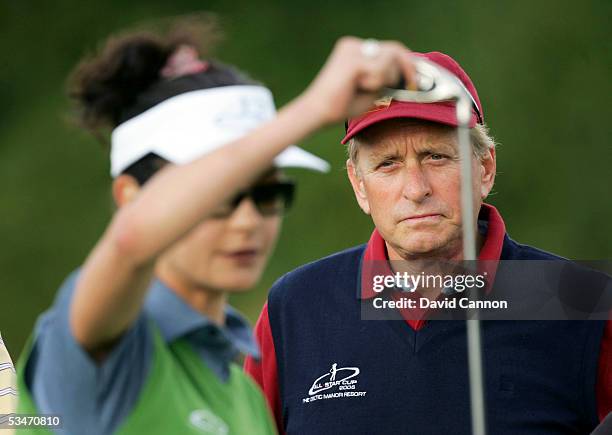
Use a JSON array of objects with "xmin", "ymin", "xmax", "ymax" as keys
[{"xmin": 401, "ymin": 213, "xmax": 443, "ymax": 223}]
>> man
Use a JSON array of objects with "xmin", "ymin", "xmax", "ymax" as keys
[{"xmin": 245, "ymin": 51, "xmax": 612, "ymax": 434}]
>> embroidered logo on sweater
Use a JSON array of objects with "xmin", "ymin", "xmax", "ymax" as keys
[{"xmin": 302, "ymin": 363, "xmax": 367, "ymax": 404}]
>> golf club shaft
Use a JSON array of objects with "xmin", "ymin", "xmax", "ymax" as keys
[{"xmin": 458, "ymin": 108, "xmax": 486, "ymax": 435}]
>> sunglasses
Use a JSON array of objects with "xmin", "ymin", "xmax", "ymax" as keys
[{"xmin": 209, "ymin": 181, "xmax": 296, "ymax": 218}]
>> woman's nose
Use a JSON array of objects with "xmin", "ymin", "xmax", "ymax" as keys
[{"xmin": 227, "ymin": 197, "xmax": 264, "ymax": 231}]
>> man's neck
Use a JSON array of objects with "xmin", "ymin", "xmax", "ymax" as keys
[
  {"xmin": 385, "ymin": 233, "xmax": 485, "ymax": 299},
  {"xmin": 386, "ymin": 232, "xmax": 486, "ymax": 263}
]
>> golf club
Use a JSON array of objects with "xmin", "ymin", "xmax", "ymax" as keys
[{"xmin": 383, "ymin": 57, "xmax": 487, "ymax": 435}]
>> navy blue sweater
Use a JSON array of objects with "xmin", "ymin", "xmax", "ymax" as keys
[{"xmin": 246, "ymin": 207, "xmax": 608, "ymax": 434}]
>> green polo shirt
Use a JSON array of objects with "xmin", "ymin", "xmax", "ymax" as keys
[{"xmin": 16, "ymin": 271, "xmax": 276, "ymax": 434}]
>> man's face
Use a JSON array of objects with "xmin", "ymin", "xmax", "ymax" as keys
[{"xmin": 347, "ymin": 120, "xmax": 495, "ymax": 261}]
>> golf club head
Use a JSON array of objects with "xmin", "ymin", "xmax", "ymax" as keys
[
  {"xmin": 381, "ymin": 56, "xmax": 478, "ymax": 126},
  {"xmin": 382, "ymin": 56, "xmax": 464, "ymax": 101}
]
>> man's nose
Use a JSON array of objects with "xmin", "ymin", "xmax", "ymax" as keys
[
  {"xmin": 400, "ymin": 163, "xmax": 432, "ymax": 202},
  {"xmin": 227, "ymin": 197, "xmax": 264, "ymax": 231}
]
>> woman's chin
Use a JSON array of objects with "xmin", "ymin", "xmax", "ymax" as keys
[{"xmin": 214, "ymin": 274, "xmax": 262, "ymax": 293}]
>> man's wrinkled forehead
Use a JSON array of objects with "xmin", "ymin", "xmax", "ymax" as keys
[{"xmin": 356, "ymin": 119, "xmax": 457, "ymax": 154}]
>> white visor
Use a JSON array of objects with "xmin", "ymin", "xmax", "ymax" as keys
[{"xmin": 110, "ymin": 85, "xmax": 330, "ymax": 177}]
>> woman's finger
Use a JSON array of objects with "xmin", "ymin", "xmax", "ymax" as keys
[{"xmin": 356, "ymin": 41, "xmax": 414, "ymax": 93}]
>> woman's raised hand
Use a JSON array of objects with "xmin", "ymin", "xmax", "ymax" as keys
[{"xmin": 301, "ymin": 36, "xmax": 416, "ymax": 126}]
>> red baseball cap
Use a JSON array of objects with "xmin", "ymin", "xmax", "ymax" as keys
[{"xmin": 341, "ymin": 51, "xmax": 483, "ymax": 144}]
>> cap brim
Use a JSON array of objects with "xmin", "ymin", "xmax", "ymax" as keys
[
  {"xmin": 274, "ymin": 146, "xmax": 330, "ymax": 172},
  {"xmin": 341, "ymin": 101, "xmax": 478, "ymax": 144}
]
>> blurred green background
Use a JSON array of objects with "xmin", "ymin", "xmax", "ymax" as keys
[{"xmin": 1, "ymin": 0, "xmax": 610, "ymax": 358}]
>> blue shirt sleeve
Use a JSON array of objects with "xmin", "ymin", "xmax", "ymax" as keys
[{"xmin": 26, "ymin": 270, "xmax": 154, "ymax": 435}]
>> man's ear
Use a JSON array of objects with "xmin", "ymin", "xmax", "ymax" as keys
[
  {"xmin": 112, "ymin": 174, "xmax": 141, "ymax": 208},
  {"xmin": 346, "ymin": 159, "xmax": 371, "ymax": 215},
  {"xmin": 480, "ymin": 147, "xmax": 496, "ymax": 199}
]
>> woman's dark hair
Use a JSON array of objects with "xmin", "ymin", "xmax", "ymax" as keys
[{"xmin": 68, "ymin": 13, "xmax": 259, "ymax": 185}]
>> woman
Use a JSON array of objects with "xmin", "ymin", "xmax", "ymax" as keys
[{"xmin": 15, "ymin": 16, "xmax": 414, "ymax": 435}]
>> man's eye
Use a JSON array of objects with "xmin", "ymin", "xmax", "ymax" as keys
[
  {"xmin": 430, "ymin": 153, "xmax": 446, "ymax": 161},
  {"xmin": 378, "ymin": 160, "xmax": 395, "ymax": 168}
]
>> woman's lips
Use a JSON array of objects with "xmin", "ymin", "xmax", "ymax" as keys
[{"xmin": 222, "ymin": 249, "xmax": 260, "ymax": 264}]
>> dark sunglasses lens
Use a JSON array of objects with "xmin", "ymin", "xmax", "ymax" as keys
[
  {"xmin": 251, "ymin": 182, "xmax": 295, "ymax": 216},
  {"xmin": 209, "ymin": 182, "xmax": 295, "ymax": 218}
]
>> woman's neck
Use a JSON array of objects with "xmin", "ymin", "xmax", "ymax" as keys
[{"xmin": 154, "ymin": 263, "xmax": 227, "ymax": 325}]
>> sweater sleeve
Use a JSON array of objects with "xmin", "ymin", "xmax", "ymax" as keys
[
  {"xmin": 245, "ymin": 302, "xmax": 284, "ymax": 433},
  {"xmin": 597, "ymin": 319, "xmax": 612, "ymax": 421}
]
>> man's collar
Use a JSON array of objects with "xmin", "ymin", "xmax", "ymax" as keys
[
  {"xmin": 358, "ymin": 203, "xmax": 506, "ymax": 300},
  {"xmin": 477, "ymin": 203, "xmax": 506, "ymax": 261},
  {"xmin": 144, "ymin": 280, "xmax": 260, "ymax": 359}
]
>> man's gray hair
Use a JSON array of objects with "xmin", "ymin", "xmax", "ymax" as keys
[{"xmin": 346, "ymin": 122, "xmax": 497, "ymax": 165}]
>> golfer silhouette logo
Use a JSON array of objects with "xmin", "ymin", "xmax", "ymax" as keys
[
  {"xmin": 329, "ymin": 363, "xmax": 338, "ymax": 381},
  {"xmin": 308, "ymin": 363, "xmax": 360, "ymax": 396}
]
